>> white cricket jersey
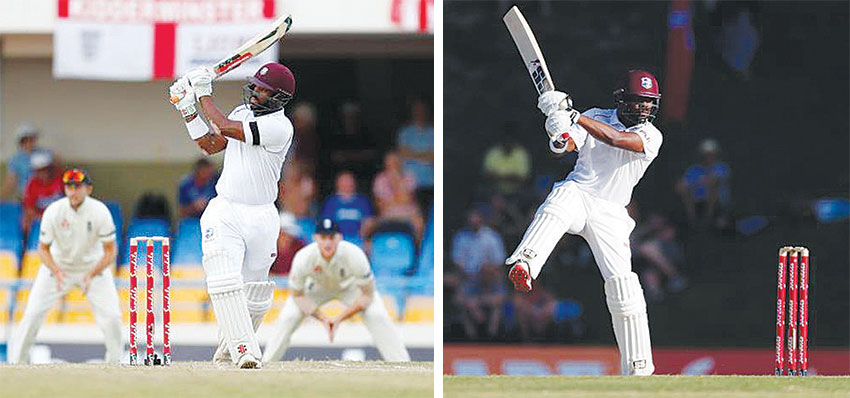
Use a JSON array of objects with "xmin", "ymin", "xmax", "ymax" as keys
[
  {"xmin": 288, "ymin": 241, "xmax": 374, "ymax": 292},
  {"xmin": 215, "ymin": 105, "xmax": 294, "ymax": 205},
  {"xmin": 39, "ymin": 197, "xmax": 116, "ymax": 271},
  {"xmin": 563, "ymin": 108, "xmax": 663, "ymax": 207}
]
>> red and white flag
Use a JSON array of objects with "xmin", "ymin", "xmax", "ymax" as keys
[
  {"xmin": 54, "ymin": 0, "xmax": 278, "ymax": 81},
  {"xmin": 391, "ymin": 0, "xmax": 433, "ymax": 33}
]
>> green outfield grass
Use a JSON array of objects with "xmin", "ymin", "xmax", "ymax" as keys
[
  {"xmin": 444, "ymin": 375, "xmax": 850, "ymax": 398},
  {"xmin": 1, "ymin": 361, "xmax": 433, "ymax": 397}
]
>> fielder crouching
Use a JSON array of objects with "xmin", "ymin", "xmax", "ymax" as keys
[
  {"xmin": 8, "ymin": 169, "xmax": 122, "ymax": 364},
  {"xmin": 263, "ymin": 219, "xmax": 410, "ymax": 362}
]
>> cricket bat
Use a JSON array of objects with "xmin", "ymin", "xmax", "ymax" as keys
[
  {"xmin": 503, "ymin": 6, "xmax": 571, "ymax": 142},
  {"xmin": 170, "ymin": 13, "xmax": 293, "ymax": 104}
]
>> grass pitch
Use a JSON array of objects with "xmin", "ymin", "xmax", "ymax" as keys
[
  {"xmin": 444, "ymin": 375, "xmax": 850, "ymax": 398},
  {"xmin": 1, "ymin": 361, "xmax": 433, "ymax": 397}
]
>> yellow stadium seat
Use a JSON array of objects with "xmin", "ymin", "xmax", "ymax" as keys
[
  {"xmin": 0, "ymin": 288, "xmax": 10, "ymax": 323},
  {"xmin": 382, "ymin": 294, "xmax": 399, "ymax": 321},
  {"xmin": 0, "ymin": 251, "xmax": 19, "ymax": 280},
  {"xmin": 171, "ymin": 266, "xmax": 205, "ymax": 281},
  {"xmin": 19, "ymin": 251, "xmax": 41, "ymax": 280},
  {"xmin": 402, "ymin": 296, "xmax": 434, "ymax": 322},
  {"xmin": 62, "ymin": 287, "xmax": 95, "ymax": 323}
]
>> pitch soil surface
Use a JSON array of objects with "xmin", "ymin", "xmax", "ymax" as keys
[
  {"xmin": 444, "ymin": 375, "xmax": 850, "ymax": 398},
  {"xmin": 1, "ymin": 361, "xmax": 433, "ymax": 397}
]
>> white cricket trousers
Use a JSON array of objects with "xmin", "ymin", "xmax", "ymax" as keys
[
  {"xmin": 8, "ymin": 265, "xmax": 123, "ymax": 364},
  {"xmin": 263, "ymin": 284, "xmax": 411, "ymax": 362},
  {"xmin": 507, "ymin": 181, "xmax": 637, "ymax": 280},
  {"xmin": 507, "ymin": 181, "xmax": 655, "ymax": 375}
]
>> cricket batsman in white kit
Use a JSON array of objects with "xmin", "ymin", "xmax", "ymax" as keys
[
  {"xmin": 8, "ymin": 169, "xmax": 122, "ymax": 364},
  {"xmin": 506, "ymin": 70, "xmax": 663, "ymax": 375},
  {"xmin": 263, "ymin": 218, "xmax": 410, "ymax": 362},
  {"xmin": 168, "ymin": 62, "xmax": 295, "ymax": 368}
]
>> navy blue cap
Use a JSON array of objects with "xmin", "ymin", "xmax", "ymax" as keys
[{"xmin": 315, "ymin": 218, "xmax": 339, "ymax": 235}]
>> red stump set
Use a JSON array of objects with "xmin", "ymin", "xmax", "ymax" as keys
[
  {"xmin": 776, "ymin": 246, "xmax": 809, "ymax": 376},
  {"xmin": 129, "ymin": 237, "xmax": 171, "ymax": 366}
]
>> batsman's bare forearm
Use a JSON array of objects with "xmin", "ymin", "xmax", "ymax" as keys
[
  {"xmin": 198, "ymin": 96, "xmax": 246, "ymax": 142},
  {"xmin": 89, "ymin": 241, "xmax": 116, "ymax": 277},
  {"xmin": 577, "ymin": 116, "xmax": 644, "ymax": 153},
  {"xmin": 337, "ymin": 283, "xmax": 375, "ymax": 322}
]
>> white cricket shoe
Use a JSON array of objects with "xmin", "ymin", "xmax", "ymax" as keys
[
  {"xmin": 212, "ymin": 341, "xmax": 230, "ymax": 364},
  {"xmin": 508, "ymin": 260, "xmax": 532, "ymax": 293},
  {"xmin": 237, "ymin": 353, "xmax": 261, "ymax": 369}
]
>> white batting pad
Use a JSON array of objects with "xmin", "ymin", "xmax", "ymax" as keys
[
  {"xmin": 203, "ymin": 251, "xmax": 260, "ymax": 363},
  {"xmin": 605, "ymin": 272, "xmax": 655, "ymax": 376},
  {"xmin": 244, "ymin": 281, "xmax": 276, "ymax": 328}
]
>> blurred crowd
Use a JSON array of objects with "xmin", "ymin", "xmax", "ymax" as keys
[{"xmin": 2, "ymin": 97, "xmax": 434, "ymax": 279}]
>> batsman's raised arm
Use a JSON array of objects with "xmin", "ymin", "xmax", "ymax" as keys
[{"xmin": 168, "ymin": 75, "xmax": 226, "ymax": 155}]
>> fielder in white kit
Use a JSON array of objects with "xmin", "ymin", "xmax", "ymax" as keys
[
  {"xmin": 168, "ymin": 62, "xmax": 295, "ymax": 368},
  {"xmin": 263, "ymin": 218, "xmax": 410, "ymax": 362},
  {"xmin": 8, "ymin": 168, "xmax": 122, "ymax": 364},
  {"xmin": 506, "ymin": 70, "xmax": 663, "ymax": 376}
]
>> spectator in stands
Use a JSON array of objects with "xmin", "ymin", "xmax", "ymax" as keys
[
  {"xmin": 326, "ymin": 101, "xmax": 379, "ymax": 183},
  {"xmin": 485, "ymin": 194, "xmax": 528, "ymax": 253},
  {"xmin": 482, "ymin": 123, "xmax": 531, "ymax": 199},
  {"xmin": 512, "ymin": 285, "xmax": 557, "ymax": 342},
  {"xmin": 397, "ymin": 98, "xmax": 434, "ymax": 211},
  {"xmin": 2, "ymin": 123, "xmax": 54, "ymax": 200},
  {"xmin": 372, "ymin": 151, "xmax": 423, "ymax": 240},
  {"xmin": 279, "ymin": 161, "xmax": 316, "ymax": 234},
  {"xmin": 675, "ymin": 138, "xmax": 733, "ymax": 231},
  {"xmin": 177, "ymin": 158, "xmax": 219, "ymax": 219},
  {"xmin": 290, "ymin": 102, "xmax": 321, "ymax": 175},
  {"xmin": 629, "ymin": 203, "xmax": 688, "ymax": 302},
  {"xmin": 451, "ymin": 208, "xmax": 507, "ymax": 339},
  {"xmin": 22, "ymin": 152, "xmax": 63, "ymax": 235},
  {"xmin": 320, "ymin": 171, "xmax": 375, "ymax": 244},
  {"xmin": 269, "ymin": 213, "xmax": 306, "ymax": 276}
]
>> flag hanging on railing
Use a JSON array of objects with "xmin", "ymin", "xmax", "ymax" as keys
[{"xmin": 53, "ymin": 0, "xmax": 278, "ymax": 81}]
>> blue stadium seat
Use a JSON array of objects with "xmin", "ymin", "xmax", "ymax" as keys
[
  {"xmin": 296, "ymin": 217, "xmax": 315, "ymax": 243},
  {"xmin": 417, "ymin": 226, "xmax": 434, "ymax": 276},
  {"xmin": 123, "ymin": 218, "xmax": 171, "ymax": 265},
  {"xmin": 0, "ymin": 202, "xmax": 22, "ymax": 235},
  {"xmin": 173, "ymin": 218, "xmax": 202, "ymax": 266},
  {"xmin": 104, "ymin": 201, "xmax": 123, "ymax": 235},
  {"xmin": 370, "ymin": 232, "xmax": 415, "ymax": 277},
  {"xmin": 26, "ymin": 220, "xmax": 40, "ymax": 251}
]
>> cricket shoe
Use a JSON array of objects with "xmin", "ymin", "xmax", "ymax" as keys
[
  {"xmin": 212, "ymin": 341, "xmax": 230, "ymax": 365},
  {"xmin": 236, "ymin": 353, "xmax": 261, "ymax": 369},
  {"xmin": 508, "ymin": 260, "xmax": 532, "ymax": 293}
]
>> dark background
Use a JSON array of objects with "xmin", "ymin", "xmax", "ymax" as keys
[{"xmin": 444, "ymin": 0, "xmax": 849, "ymax": 348}]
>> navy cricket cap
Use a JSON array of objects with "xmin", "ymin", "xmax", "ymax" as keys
[{"xmin": 315, "ymin": 218, "xmax": 339, "ymax": 235}]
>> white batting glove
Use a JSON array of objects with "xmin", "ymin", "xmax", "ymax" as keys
[
  {"xmin": 186, "ymin": 66, "xmax": 214, "ymax": 99},
  {"xmin": 537, "ymin": 90, "xmax": 575, "ymax": 115},
  {"xmin": 544, "ymin": 109, "xmax": 579, "ymax": 140},
  {"xmin": 169, "ymin": 77, "xmax": 197, "ymax": 118}
]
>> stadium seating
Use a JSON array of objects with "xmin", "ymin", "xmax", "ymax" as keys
[
  {"xmin": 0, "ymin": 202, "xmax": 22, "ymax": 233},
  {"xmin": 172, "ymin": 218, "xmax": 204, "ymax": 280},
  {"xmin": 370, "ymin": 232, "xmax": 415, "ymax": 277},
  {"xmin": 19, "ymin": 221, "xmax": 42, "ymax": 280},
  {"xmin": 122, "ymin": 218, "xmax": 171, "ymax": 265},
  {"xmin": 296, "ymin": 217, "xmax": 316, "ymax": 243},
  {"xmin": 402, "ymin": 295, "xmax": 434, "ymax": 322},
  {"xmin": 0, "ymin": 202, "xmax": 23, "ymax": 280},
  {"xmin": 104, "ymin": 200, "xmax": 123, "ymax": 260}
]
